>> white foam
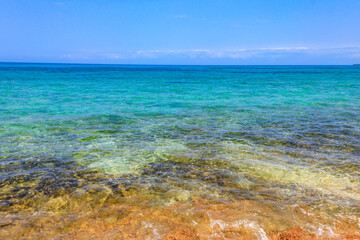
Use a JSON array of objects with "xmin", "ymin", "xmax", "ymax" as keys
[
  {"xmin": 142, "ymin": 222, "xmax": 162, "ymax": 240},
  {"xmin": 207, "ymin": 213, "xmax": 269, "ymax": 240}
]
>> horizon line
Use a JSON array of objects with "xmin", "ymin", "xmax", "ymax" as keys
[{"xmin": 0, "ymin": 61, "xmax": 357, "ymax": 66}]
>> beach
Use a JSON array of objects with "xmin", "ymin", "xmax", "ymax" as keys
[{"xmin": 0, "ymin": 64, "xmax": 359, "ymax": 239}]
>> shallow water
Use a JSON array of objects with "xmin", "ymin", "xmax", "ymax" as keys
[{"xmin": 0, "ymin": 64, "xmax": 360, "ymax": 239}]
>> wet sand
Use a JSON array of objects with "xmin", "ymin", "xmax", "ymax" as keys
[{"xmin": 1, "ymin": 195, "xmax": 359, "ymax": 239}]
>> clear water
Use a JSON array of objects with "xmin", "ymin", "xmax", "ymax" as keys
[{"xmin": 0, "ymin": 64, "xmax": 360, "ymax": 239}]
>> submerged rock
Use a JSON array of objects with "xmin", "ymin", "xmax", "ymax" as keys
[{"xmin": 44, "ymin": 196, "xmax": 69, "ymax": 211}]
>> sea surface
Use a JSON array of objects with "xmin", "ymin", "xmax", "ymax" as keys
[{"xmin": 0, "ymin": 64, "xmax": 359, "ymax": 239}]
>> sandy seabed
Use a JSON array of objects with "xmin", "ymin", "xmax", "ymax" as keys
[{"xmin": 1, "ymin": 196, "xmax": 359, "ymax": 240}]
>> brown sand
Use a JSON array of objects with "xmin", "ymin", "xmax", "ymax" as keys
[{"xmin": 1, "ymin": 196, "xmax": 359, "ymax": 239}]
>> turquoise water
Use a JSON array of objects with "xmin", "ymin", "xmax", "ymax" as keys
[{"xmin": 1, "ymin": 64, "xmax": 360, "ymax": 239}]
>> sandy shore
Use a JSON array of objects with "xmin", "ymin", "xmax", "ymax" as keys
[{"xmin": 1, "ymin": 196, "xmax": 359, "ymax": 239}]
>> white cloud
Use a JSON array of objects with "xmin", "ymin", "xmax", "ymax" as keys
[
  {"xmin": 61, "ymin": 47, "xmax": 360, "ymax": 63},
  {"xmin": 126, "ymin": 47, "xmax": 360, "ymax": 59}
]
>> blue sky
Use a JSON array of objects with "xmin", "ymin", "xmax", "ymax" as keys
[{"xmin": 1, "ymin": 0, "xmax": 360, "ymax": 64}]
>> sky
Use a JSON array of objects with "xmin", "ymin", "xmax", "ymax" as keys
[{"xmin": 1, "ymin": 0, "xmax": 360, "ymax": 65}]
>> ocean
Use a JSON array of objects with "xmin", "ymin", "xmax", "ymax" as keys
[{"xmin": 0, "ymin": 63, "xmax": 359, "ymax": 239}]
